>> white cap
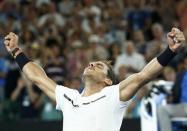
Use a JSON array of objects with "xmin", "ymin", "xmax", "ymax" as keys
[
  {"xmin": 88, "ymin": 35, "xmax": 100, "ymax": 43},
  {"xmin": 72, "ymin": 40, "xmax": 83, "ymax": 48}
]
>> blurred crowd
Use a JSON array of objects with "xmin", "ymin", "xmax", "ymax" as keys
[{"xmin": 0, "ymin": 0, "xmax": 187, "ymax": 121}]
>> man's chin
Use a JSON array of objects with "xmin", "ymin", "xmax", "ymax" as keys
[
  {"xmin": 83, "ymin": 72, "xmax": 95, "ymax": 80},
  {"xmin": 83, "ymin": 72, "xmax": 92, "ymax": 77}
]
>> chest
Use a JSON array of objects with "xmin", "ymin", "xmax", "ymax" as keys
[{"xmin": 63, "ymin": 94, "xmax": 113, "ymax": 120}]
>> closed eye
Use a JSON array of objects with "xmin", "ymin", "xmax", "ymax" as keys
[{"xmin": 96, "ymin": 63, "xmax": 104, "ymax": 69}]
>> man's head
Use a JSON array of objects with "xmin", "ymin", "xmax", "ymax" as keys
[
  {"xmin": 152, "ymin": 23, "xmax": 164, "ymax": 40},
  {"xmin": 83, "ymin": 61, "xmax": 116, "ymax": 86},
  {"xmin": 133, "ymin": 29, "xmax": 145, "ymax": 43},
  {"xmin": 125, "ymin": 41, "xmax": 135, "ymax": 55}
]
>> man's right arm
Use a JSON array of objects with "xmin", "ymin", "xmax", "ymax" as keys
[{"xmin": 4, "ymin": 32, "xmax": 57, "ymax": 101}]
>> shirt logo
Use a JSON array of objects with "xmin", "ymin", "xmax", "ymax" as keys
[
  {"xmin": 64, "ymin": 94, "xmax": 79, "ymax": 107},
  {"xmin": 64, "ymin": 94, "xmax": 106, "ymax": 107}
]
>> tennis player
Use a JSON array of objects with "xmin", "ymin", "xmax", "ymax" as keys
[{"xmin": 4, "ymin": 28, "xmax": 185, "ymax": 131}]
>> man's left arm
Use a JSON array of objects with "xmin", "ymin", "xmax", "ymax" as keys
[{"xmin": 119, "ymin": 28, "xmax": 185, "ymax": 102}]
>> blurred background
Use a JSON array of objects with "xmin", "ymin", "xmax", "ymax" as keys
[{"xmin": 0, "ymin": 0, "xmax": 187, "ymax": 131}]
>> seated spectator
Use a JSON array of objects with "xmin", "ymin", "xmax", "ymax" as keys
[
  {"xmin": 116, "ymin": 65, "xmax": 128, "ymax": 83},
  {"xmin": 126, "ymin": 0, "xmax": 151, "ymax": 31},
  {"xmin": 132, "ymin": 29, "xmax": 147, "ymax": 55},
  {"xmin": 162, "ymin": 66, "xmax": 176, "ymax": 104},
  {"xmin": 40, "ymin": 95, "xmax": 62, "ymax": 121},
  {"xmin": 0, "ymin": 53, "xmax": 8, "ymax": 102},
  {"xmin": 58, "ymin": 0, "xmax": 75, "ymax": 17},
  {"xmin": 88, "ymin": 34, "xmax": 109, "ymax": 60},
  {"xmin": 4, "ymin": 58, "xmax": 20, "ymax": 100},
  {"xmin": 44, "ymin": 38, "xmax": 67, "ymax": 85},
  {"xmin": 125, "ymin": 87, "xmax": 148, "ymax": 118},
  {"xmin": 37, "ymin": 2, "xmax": 65, "ymax": 28},
  {"xmin": 114, "ymin": 41, "xmax": 146, "ymax": 75},
  {"xmin": 162, "ymin": 66, "xmax": 176, "ymax": 82},
  {"xmin": 10, "ymin": 76, "xmax": 42, "ymax": 119},
  {"xmin": 146, "ymin": 23, "xmax": 167, "ymax": 62},
  {"xmin": 108, "ymin": 43, "xmax": 121, "ymax": 65}
]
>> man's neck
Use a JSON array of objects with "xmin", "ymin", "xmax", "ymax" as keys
[{"xmin": 82, "ymin": 81, "xmax": 105, "ymax": 97}]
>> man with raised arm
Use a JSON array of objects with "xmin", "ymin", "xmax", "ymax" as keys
[{"xmin": 4, "ymin": 28, "xmax": 185, "ymax": 131}]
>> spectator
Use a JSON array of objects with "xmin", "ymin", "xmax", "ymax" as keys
[
  {"xmin": 40, "ymin": 95, "xmax": 62, "ymax": 121},
  {"xmin": 4, "ymin": 58, "xmax": 20, "ymax": 100},
  {"xmin": 157, "ymin": 54, "xmax": 187, "ymax": 131},
  {"xmin": 146, "ymin": 23, "xmax": 167, "ymax": 62},
  {"xmin": 132, "ymin": 29, "xmax": 147, "ymax": 55},
  {"xmin": 0, "ymin": 54, "xmax": 8, "ymax": 101},
  {"xmin": 125, "ymin": 87, "xmax": 148, "ymax": 118},
  {"xmin": 108, "ymin": 43, "xmax": 121, "ymax": 65},
  {"xmin": 44, "ymin": 38, "xmax": 67, "ymax": 85},
  {"xmin": 116, "ymin": 65, "xmax": 128, "ymax": 83},
  {"xmin": 162, "ymin": 67, "xmax": 176, "ymax": 82},
  {"xmin": 10, "ymin": 76, "xmax": 42, "ymax": 119},
  {"xmin": 88, "ymin": 34, "xmax": 109, "ymax": 60},
  {"xmin": 38, "ymin": 2, "xmax": 65, "ymax": 28},
  {"xmin": 126, "ymin": 0, "xmax": 151, "ymax": 31},
  {"xmin": 162, "ymin": 66, "xmax": 177, "ymax": 104},
  {"xmin": 58, "ymin": 0, "xmax": 75, "ymax": 16},
  {"xmin": 114, "ymin": 41, "xmax": 146, "ymax": 75}
]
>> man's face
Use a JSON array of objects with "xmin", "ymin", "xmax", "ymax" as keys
[
  {"xmin": 83, "ymin": 61, "xmax": 108, "ymax": 82},
  {"xmin": 125, "ymin": 42, "xmax": 134, "ymax": 55}
]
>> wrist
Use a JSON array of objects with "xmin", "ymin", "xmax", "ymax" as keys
[
  {"xmin": 168, "ymin": 46, "xmax": 177, "ymax": 53},
  {"xmin": 11, "ymin": 47, "xmax": 23, "ymax": 58},
  {"xmin": 15, "ymin": 52, "xmax": 31, "ymax": 70},
  {"xmin": 157, "ymin": 46, "xmax": 176, "ymax": 66}
]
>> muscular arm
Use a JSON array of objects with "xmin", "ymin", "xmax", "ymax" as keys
[
  {"xmin": 119, "ymin": 58, "xmax": 162, "ymax": 101},
  {"xmin": 4, "ymin": 32, "xmax": 57, "ymax": 101},
  {"xmin": 119, "ymin": 28, "xmax": 185, "ymax": 102},
  {"xmin": 22, "ymin": 62, "xmax": 56, "ymax": 101}
]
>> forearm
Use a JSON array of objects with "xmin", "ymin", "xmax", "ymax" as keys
[
  {"xmin": 139, "ymin": 58, "xmax": 163, "ymax": 84},
  {"xmin": 11, "ymin": 88, "xmax": 22, "ymax": 101},
  {"xmin": 119, "ymin": 47, "xmax": 177, "ymax": 101},
  {"xmin": 13, "ymin": 50, "xmax": 47, "ymax": 84},
  {"xmin": 139, "ymin": 47, "xmax": 176, "ymax": 85},
  {"xmin": 27, "ymin": 86, "xmax": 39, "ymax": 103}
]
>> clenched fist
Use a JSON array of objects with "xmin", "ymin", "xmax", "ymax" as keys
[
  {"xmin": 4, "ymin": 32, "xmax": 19, "ymax": 52},
  {"xmin": 167, "ymin": 28, "xmax": 186, "ymax": 52}
]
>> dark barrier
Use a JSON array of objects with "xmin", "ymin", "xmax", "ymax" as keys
[{"xmin": 0, "ymin": 118, "xmax": 140, "ymax": 131}]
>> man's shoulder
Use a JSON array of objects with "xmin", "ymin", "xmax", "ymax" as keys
[
  {"xmin": 56, "ymin": 85, "xmax": 79, "ymax": 95},
  {"xmin": 133, "ymin": 52, "xmax": 144, "ymax": 58},
  {"xmin": 102, "ymin": 84, "xmax": 120, "ymax": 94},
  {"xmin": 116, "ymin": 54, "xmax": 126, "ymax": 59}
]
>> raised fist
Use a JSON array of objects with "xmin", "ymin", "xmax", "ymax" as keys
[
  {"xmin": 167, "ymin": 28, "xmax": 186, "ymax": 52},
  {"xmin": 4, "ymin": 32, "xmax": 19, "ymax": 52}
]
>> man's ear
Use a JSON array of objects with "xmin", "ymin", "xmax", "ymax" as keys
[{"xmin": 104, "ymin": 78, "xmax": 112, "ymax": 86}]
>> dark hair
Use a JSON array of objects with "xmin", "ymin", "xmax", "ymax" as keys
[
  {"xmin": 46, "ymin": 38, "xmax": 59, "ymax": 47},
  {"xmin": 101, "ymin": 60, "xmax": 116, "ymax": 85}
]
